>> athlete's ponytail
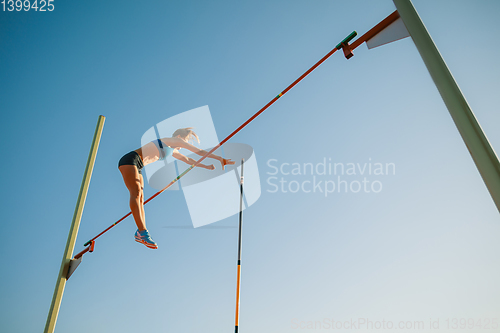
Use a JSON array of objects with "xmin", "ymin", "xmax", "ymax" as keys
[{"xmin": 172, "ymin": 127, "xmax": 200, "ymax": 144}]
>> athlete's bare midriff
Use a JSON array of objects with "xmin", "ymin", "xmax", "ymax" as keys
[{"xmin": 134, "ymin": 141, "xmax": 161, "ymax": 166}]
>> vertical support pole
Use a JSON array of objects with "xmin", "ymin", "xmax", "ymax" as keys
[
  {"xmin": 235, "ymin": 159, "xmax": 244, "ymax": 333},
  {"xmin": 44, "ymin": 115, "xmax": 105, "ymax": 333},
  {"xmin": 393, "ymin": 0, "xmax": 500, "ymax": 213}
]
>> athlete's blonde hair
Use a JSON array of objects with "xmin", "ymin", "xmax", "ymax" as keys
[{"xmin": 172, "ymin": 127, "xmax": 200, "ymax": 144}]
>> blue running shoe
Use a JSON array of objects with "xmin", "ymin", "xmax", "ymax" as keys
[{"xmin": 134, "ymin": 229, "xmax": 158, "ymax": 249}]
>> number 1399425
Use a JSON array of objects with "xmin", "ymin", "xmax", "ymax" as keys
[{"xmin": 2, "ymin": 0, "xmax": 54, "ymax": 12}]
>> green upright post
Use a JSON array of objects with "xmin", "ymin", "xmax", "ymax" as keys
[
  {"xmin": 44, "ymin": 115, "xmax": 105, "ymax": 333},
  {"xmin": 393, "ymin": 0, "xmax": 500, "ymax": 213}
]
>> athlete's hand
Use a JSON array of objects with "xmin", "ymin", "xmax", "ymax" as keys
[
  {"xmin": 220, "ymin": 158, "xmax": 235, "ymax": 170},
  {"xmin": 205, "ymin": 164, "xmax": 215, "ymax": 170}
]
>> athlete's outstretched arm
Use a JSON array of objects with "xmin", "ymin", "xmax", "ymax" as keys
[
  {"xmin": 172, "ymin": 151, "xmax": 215, "ymax": 170},
  {"xmin": 162, "ymin": 137, "xmax": 235, "ymax": 170}
]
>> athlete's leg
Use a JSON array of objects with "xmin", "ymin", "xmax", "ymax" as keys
[
  {"xmin": 119, "ymin": 165, "xmax": 147, "ymax": 231},
  {"xmin": 139, "ymin": 173, "xmax": 146, "ymax": 224}
]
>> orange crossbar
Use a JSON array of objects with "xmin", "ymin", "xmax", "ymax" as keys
[
  {"xmin": 77, "ymin": 10, "xmax": 403, "ymax": 259},
  {"xmin": 80, "ymin": 33, "xmax": 352, "ymax": 251}
]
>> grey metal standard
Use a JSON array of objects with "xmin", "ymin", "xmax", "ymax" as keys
[{"xmin": 394, "ymin": 0, "xmax": 500, "ymax": 212}]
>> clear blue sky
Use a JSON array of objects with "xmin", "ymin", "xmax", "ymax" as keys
[{"xmin": 1, "ymin": 1, "xmax": 499, "ymax": 332}]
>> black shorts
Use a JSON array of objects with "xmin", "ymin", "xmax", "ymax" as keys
[{"xmin": 118, "ymin": 151, "xmax": 144, "ymax": 174}]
